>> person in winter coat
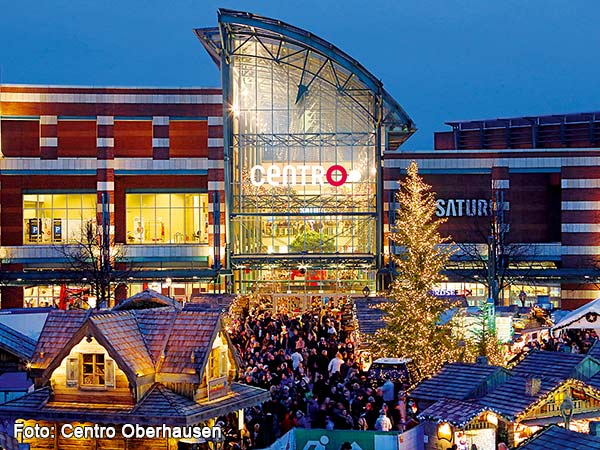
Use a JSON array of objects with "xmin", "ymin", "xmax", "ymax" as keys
[{"xmin": 374, "ymin": 410, "xmax": 392, "ymax": 431}]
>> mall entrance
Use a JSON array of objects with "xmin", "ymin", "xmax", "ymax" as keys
[{"xmin": 234, "ymin": 266, "xmax": 376, "ymax": 297}]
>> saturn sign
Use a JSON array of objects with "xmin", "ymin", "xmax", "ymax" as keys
[{"xmin": 249, "ymin": 164, "xmax": 361, "ymax": 187}]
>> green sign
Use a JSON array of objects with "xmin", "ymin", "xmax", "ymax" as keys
[{"xmin": 294, "ymin": 429, "xmax": 400, "ymax": 450}]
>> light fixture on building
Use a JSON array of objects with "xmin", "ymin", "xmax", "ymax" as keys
[
  {"xmin": 437, "ymin": 422, "xmax": 452, "ymax": 442},
  {"xmin": 487, "ymin": 412, "xmax": 498, "ymax": 426}
]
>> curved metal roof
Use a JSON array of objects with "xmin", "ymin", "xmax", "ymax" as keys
[{"xmin": 194, "ymin": 9, "xmax": 415, "ymax": 141}]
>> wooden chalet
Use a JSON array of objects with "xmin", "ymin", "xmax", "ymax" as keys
[
  {"xmin": 516, "ymin": 424, "xmax": 600, "ymax": 449},
  {"xmin": 0, "ymin": 302, "xmax": 269, "ymax": 449},
  {"xmin": 409, "ymin": 362, "xmax": 511, "ymax": 411},
  {"xmin": 413, "ymin": 352, "xmax": 600, "ymax": 449}
]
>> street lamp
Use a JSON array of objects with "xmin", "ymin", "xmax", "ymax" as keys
[
  {"xmin": 560, "ymin": 394, "xmax": 574, "ymax": 430},
  {"xmin": 363, "ymin": 286, "xmax": 371, "ymax": 297}
]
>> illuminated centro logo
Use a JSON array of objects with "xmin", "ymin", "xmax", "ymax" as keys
[{"xmin": 249, "ymin": 164, "xmax": 361, "ymax": 187}]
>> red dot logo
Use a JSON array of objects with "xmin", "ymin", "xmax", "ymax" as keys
[{"xmin": 326, "ymin": 165, "xmax": 348, "ymax": 187}]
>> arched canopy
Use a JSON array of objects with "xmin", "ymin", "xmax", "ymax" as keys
[{"xmin": 194, "ymin": 9, "xmax": 415, "ymax": 146}]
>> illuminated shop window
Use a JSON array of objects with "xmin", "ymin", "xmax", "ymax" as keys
[
  {"xmin": 24, "ymin": 286, "xmax": 57, "ymax": 308},
  {"xmin": 23, "ymin": 193, "xmax": 96, "ymax": 244},
  {"xmin": 125, "ymin": 193, "xmax": 209, "ymax": 244}
]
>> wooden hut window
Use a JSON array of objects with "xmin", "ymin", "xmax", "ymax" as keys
[
  {"xmin": 209, "ymin": 348, "xmax": 228, "ymax": 380},
  {"xmin": 81, "ymin": 354, "xmax": 105, "ymax": 386}
]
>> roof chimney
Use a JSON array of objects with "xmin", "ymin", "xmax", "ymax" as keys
[{"xmin": 525, "ymin": 377, "xmax": 541, "ymax": 396}]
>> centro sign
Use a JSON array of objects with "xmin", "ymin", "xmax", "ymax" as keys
[{"xmin": 249, "ymin": 164, "xmax": 360, "ymax": 187}]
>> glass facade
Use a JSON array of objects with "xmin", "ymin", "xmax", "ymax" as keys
[
  {"xmin": 201, "ymin": 10, "xmax": 419, "ymax": 294},
  {"xmin": 125, "ymin": 193, "xmax": 209, "ymax": 244},
  {"xmin": 229, "ymin": 40, "xmax": 378, "ymax": 257},
  {"xmin": 23, "ymin": 193, "xmax": 96, "ymax": 244}
]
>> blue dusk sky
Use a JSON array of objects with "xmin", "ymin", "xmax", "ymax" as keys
[{"xmin": 1, "ymin": 0, "xmax": 599, "ymax": 149}]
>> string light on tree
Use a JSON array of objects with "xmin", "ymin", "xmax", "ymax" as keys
[{"xmin": 369, "ymin": 161, "xmax": 474, "ymax": 380}]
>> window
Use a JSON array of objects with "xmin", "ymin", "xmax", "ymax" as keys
[
  {"xmin": 23, "ymin": 193, "xmax": 96, "ymax": 244},
  {"xmin": 81, "ymin": 353, "xmax": 105, "ymax": 386},
  {"xmin": 66, "ymin": 353, "xmax": 115, "ymax": 389},
  {"xmin": 209, "ymin": 347, "xmax": 228, "ymax": 379},
  {"xmin": 126, "ymin": 193, "xmax": 209, "ymax": 244}
]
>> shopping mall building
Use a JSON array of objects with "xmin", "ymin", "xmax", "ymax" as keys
[{"xmin": 0, "ymin": 9, "xmax": 599, "ymax": 309}]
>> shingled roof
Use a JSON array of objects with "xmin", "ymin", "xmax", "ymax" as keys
[
  {"xmin": 30, "ymin": 306, "xmax": 223, "ymax": 383},
  {"xmin": 90, "ymin": 311, "xmax": 155, "ymax": 375},
  {"xmin": 510, "ymin": 350, "xmax": 600, "ymax": 380},
  {"xmin": 113, "ymin": 289, "xmax": 182, "ymax": 311},
  {"xmin": 0, "ymin": 387, "xmax": 51, "ymax": 412},
  {"xmin": 587, "ymin": 340, "xmax": 600, "ymax": 361},
  {"xmin": 131, "ymin": 382, "xmax": 270, "ymax": 424},
  {"xmin": 0, "ymin": 382, "xmax": 270, "ymax": 425},
  {"xmin": 417, "ymin": 398, "xmax": 499, "ymax": 427},
  {"xmin": 410, "ymin": 362, "xmax": 510, "ymax": 403},
  {"xmin": 31, "ymin": 310, "xmax": 88, "ymax": 369},
  {"xmin": 133, "ymin": 309, "xmax": 178, "ymax": 364},
  {"xmin": 477, "ymin": 375, "xmax": 563, "ymax": 420},
  {"xmin": 0, "ymin": 322, "xmax": 36, "ymax": 361},
  {"xmin": 158, "ymin": 308, "xmax": 222, "ymax": 375},
  {"xmin": 584, "ymin": 370, "xmax": 600, "ymax": 391},
  {"xmin": 517, "ymin": 425, "xmax": 600, "ymax": 450}
]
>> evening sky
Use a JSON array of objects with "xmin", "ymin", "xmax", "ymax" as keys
[{"xmin": 1, "ymin": 0, "xmax": 598, "ymax": 149}]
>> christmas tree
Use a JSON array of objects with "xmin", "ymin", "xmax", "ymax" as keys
[
  {"xmin": 370, "ymin": 161, "xmax": 469, "ymax": 380},
  {"xmin": 470, "ymin": 299, "xmax": 505, "ymax": 365}
]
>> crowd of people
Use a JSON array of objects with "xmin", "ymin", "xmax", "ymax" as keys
[
  {"xmin": 224, "ymin": 301, "xmax": 414, "ymax": 449},
  {"xmin": 514, "ymin": 328, "xmax": 599, "ymax": 356},
  {"xmin": 541, "ymin": 329, "xmax": 598, "ymax": 354},
  {"xmin": 217, "ymin": 300, "xmax": 600, "ymax": 450}
]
